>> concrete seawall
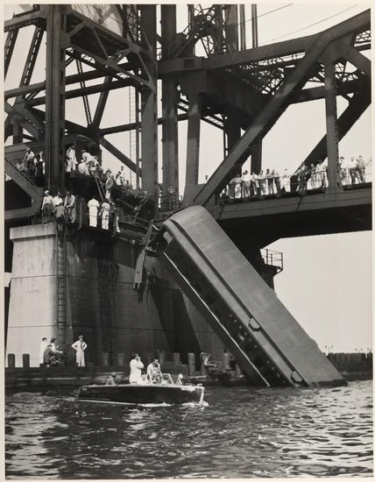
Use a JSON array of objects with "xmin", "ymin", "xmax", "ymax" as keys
[{"xmin": 5, "ymin": 352, "xmax": 372, "ymax": 390}]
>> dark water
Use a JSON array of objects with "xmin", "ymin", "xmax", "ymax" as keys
[{"xmin": 5, "ymin": 380, "xmax": 373, "ymax": 478}]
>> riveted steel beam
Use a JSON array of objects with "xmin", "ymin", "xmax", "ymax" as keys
[
  {"xmin": 4, "ymin": 7, "xmax": 46, "ymax": 32},
  {"xmin": 303, "ymin": 85, "xmax": 370, "ymax": 168},
  {"xmin": 44, "ymin": 5, "xmax": 66, "ymax": 193},
  {"xmin": 99, "ymin": 136, "xmax": 140, "ymax": 176},
  {"xmin": 5, "ymin": 102, "xmax": 44, "ymax": 140},
  {"xmin": 161, "ymin": 5, "xmax": 179, "ymax": 197}
]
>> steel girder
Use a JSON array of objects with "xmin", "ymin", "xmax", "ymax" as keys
[
  {"xmin": 65, "ymin": 6, "xmax": 155, "ymax": 91},
  {"xmin": 161, "ymin": 5, "xmax": 179, "ymax": 196},
  {"xmin": 4, "ymin": 28, "xmax": 18, "ymax": 78},
  {"xmin": 302, "ymin": 84, "xmax": 371, "ymax": 169},
  {"xmin": 5, "ymin": 101, "xmax": 44, "ymax": 140}
]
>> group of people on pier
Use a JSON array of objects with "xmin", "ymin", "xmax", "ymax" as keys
[
  {"xmin": 221, "ymin": 155, "xmax": 370, "ymax": 201},
  {"xmin": 40, "ymin": 335, "xmax": 87, "ymax": 367},
  {"xmin": 41, "ymin": 189, "xmax": 124, "ymax": 233}
]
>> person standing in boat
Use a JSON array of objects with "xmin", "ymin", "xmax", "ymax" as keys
[
  {"xmin": 147, "ymin": 358, "xmax": 162, "ymax": 383},
  {"xmin": 71, "ymin": 335, "xmax": 87, "ymax": 367},
  {"xmin": 129, "ymin": 354, "xmax": 144, "ymax": 384}
]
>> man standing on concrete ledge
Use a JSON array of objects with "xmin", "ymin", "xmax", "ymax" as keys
[
  {"xmin": 39, "ymin": 337, "xmax": 49, "ymax": 366},
  {"xmin": 72, "ymin": 335, "xmax": 88, "ymax": 367}
]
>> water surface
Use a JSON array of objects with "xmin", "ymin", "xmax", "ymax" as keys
[{"xmin": 5, "ymin": 380, "xmax": 373, "ymax": 478}]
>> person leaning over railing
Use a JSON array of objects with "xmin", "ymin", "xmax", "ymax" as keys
[
  {"xmin": 242, "ymin": 170, "xmax": 251, "ymax": 199},
  {"xmin": 356, "ymin": 155, "xmax": 366, "ymax": 183}
]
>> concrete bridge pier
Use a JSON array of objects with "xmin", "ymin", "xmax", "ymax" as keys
[{"xmin": 6, "ymin": 223, "xmax": 59, "ymax": 367}]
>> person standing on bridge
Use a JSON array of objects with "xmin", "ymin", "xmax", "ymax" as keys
[
  {"xmin": 41, "ymin": 190, "xmax": 55, "ymax": 224},
  {"xmin": 72, "ymin": 335, "xmax": 87, "ymax": 367},
  {"xmin": 242, "ymin": 170, "xmax": 251, "ymax": 199},
  {"xmin": 356, "ymin": 155, "xmax": 366, "ymax": 183},
  {"xmin": 64, "ymin": 191, "xmax": 76, "ymax": 224},
  {"xmin": 87, "ymin": 195, "xmax": 100, "ymax": 227},
  {"xmin": 65, "ymin": 146, "xmax": 77, "ymax": 176},
  {"xmin": 99, "ymin": 200, "xmax": 111, "ymax": 230}
]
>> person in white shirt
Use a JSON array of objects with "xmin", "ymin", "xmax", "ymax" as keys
[
  {"xmin": 233, "ymin": 174, "xmax": 242, "ymax": 199},
  {"xmin": 53, "ymin": 192, "xmax": 63, "ymax": 208},
  {"xmin": 39, "ymin": 337, "xmax": 49, "ymax": 366},
  {"xmin": 53, "ymin": 191, "xmax": 64, "ymax": 230},
  {"xmin": 78, "ymin": 159, "xmax": 89, "ymax": 175},
  {"xmin": 282, "ymin": 169, "xmax": 290, "ymax": 192},
  {"xmin": 65, "ymin": 146, "xmax": 77, "ymax": 173},
  {"xmin": 87, "ymin": 195, "xmax": 100, "ymax": 227},
  {"xmin": 129, "ymin": 354, "xmax": 144, "ymax": 384},
  {"xmin": 71, "ymin": 335, "xmax": 87, "ymax": 367},
  {"xmin": 41, "ymin": 190, "xmax": 55, "ymax": 223}
]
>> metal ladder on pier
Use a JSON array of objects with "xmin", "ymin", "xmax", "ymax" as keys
[{"xmin": 56, "ymin": 228, "xmax": 67, "ymax": 352}]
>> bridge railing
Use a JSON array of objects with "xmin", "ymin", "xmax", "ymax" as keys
[{"xmin": 261, "ymin": 248, "xmax": 283, "ymax": 273}]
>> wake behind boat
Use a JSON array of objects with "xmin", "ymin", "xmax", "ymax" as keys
[{"xmin": 78, "ymin": 374, "xmax": 205, "ymax": 405}]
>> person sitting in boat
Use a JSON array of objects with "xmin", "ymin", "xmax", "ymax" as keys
[
  {"xmin": 147, "ymin": 358, "xmax": 162, "ymax": 384},
  {"xmin": 129, "ymin": 354, "xmax": 144, "ymax": 384}
]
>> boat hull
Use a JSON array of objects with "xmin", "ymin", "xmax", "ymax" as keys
[{"xmin": 78, "ymin": 383, "xmax": 204, "ymax": 405}]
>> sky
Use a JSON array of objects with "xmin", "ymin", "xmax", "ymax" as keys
[{"xmin": 3, "ymin": 2, "xmax": 373, "ymax": 353}]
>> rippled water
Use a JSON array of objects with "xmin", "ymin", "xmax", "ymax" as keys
[{"xmin": 5, "ymin": 380, "xmax": 373, "ymax": 478}]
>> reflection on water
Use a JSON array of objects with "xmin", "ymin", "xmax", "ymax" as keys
[{"xmin": 5, "ymin": 380, "xmax": 373, "ymax": 478}]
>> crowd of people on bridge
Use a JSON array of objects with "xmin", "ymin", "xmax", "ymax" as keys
[
  {"xmin": 15, "ymin": 144, "xmax": 142, "ymax": 197},
  {"xmin": 220, "ymin": 155, "xmax": 371, "ymax": 200}
]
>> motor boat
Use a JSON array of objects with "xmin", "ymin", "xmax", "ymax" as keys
[{"xmin": 77, "ymin": 373, "xmax": 205, "ymax": 405}]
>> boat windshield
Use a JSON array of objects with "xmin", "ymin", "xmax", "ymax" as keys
[{"xmin": 161, "ymin": 373, "xmax": 174, "ymax": 384}]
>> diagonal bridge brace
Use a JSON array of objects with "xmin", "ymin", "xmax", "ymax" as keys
[
  {"xmin": 193, "ymin": 10, "xmax": 371, "ymax": 206},
  {"xmin": 5, "ymin": 101, "xmax": 44, "ymax": 140}
]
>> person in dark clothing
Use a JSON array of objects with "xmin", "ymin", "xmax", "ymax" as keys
[{"xmin": 43, "ymin": 344, "xmax": 64, "ymax": 366}]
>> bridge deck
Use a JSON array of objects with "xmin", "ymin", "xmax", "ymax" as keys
[{"xmin": 211, "ymin": 185, "xmax": 371, "ymax": 246}]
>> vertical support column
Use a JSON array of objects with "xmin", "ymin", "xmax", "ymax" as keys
[
  {"xmin": 161, "ymin": 5, "xmax": 179, "ymax": 198},
  {"xmin": 251, "ymin": 140, "xmax": 263, "ymax": 173},
  {"xmin": 224, "ymin": 119, "xmax": 241, "ymax": 155},
  {"xmin": 239, "ymin": 5, "xmax": 247, "ymax": 51},
  {"xmin": 45, "ymin": 5, "xmax": 66, "ymax": 194},
  {"xmin": 184, "ymin": 92, "xmax": 201, "ymax": 202},
  {"xmin": 140, "ymin": 5, "xmax": 158, "ymax": 198},
  {"xmin": 324, "ymin": 61, "xmax": 341, "ymax": 189},
  {"xmin": 224, "ymin": 118, "xmax": 242, "ymax": 176},
  {"xmin": 251, "ymin": 4, "xmax": 259, "ymax": 48},
  {"xmin": 224, "ymin": 5, "xmax": 239, "ymax": 52}
]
